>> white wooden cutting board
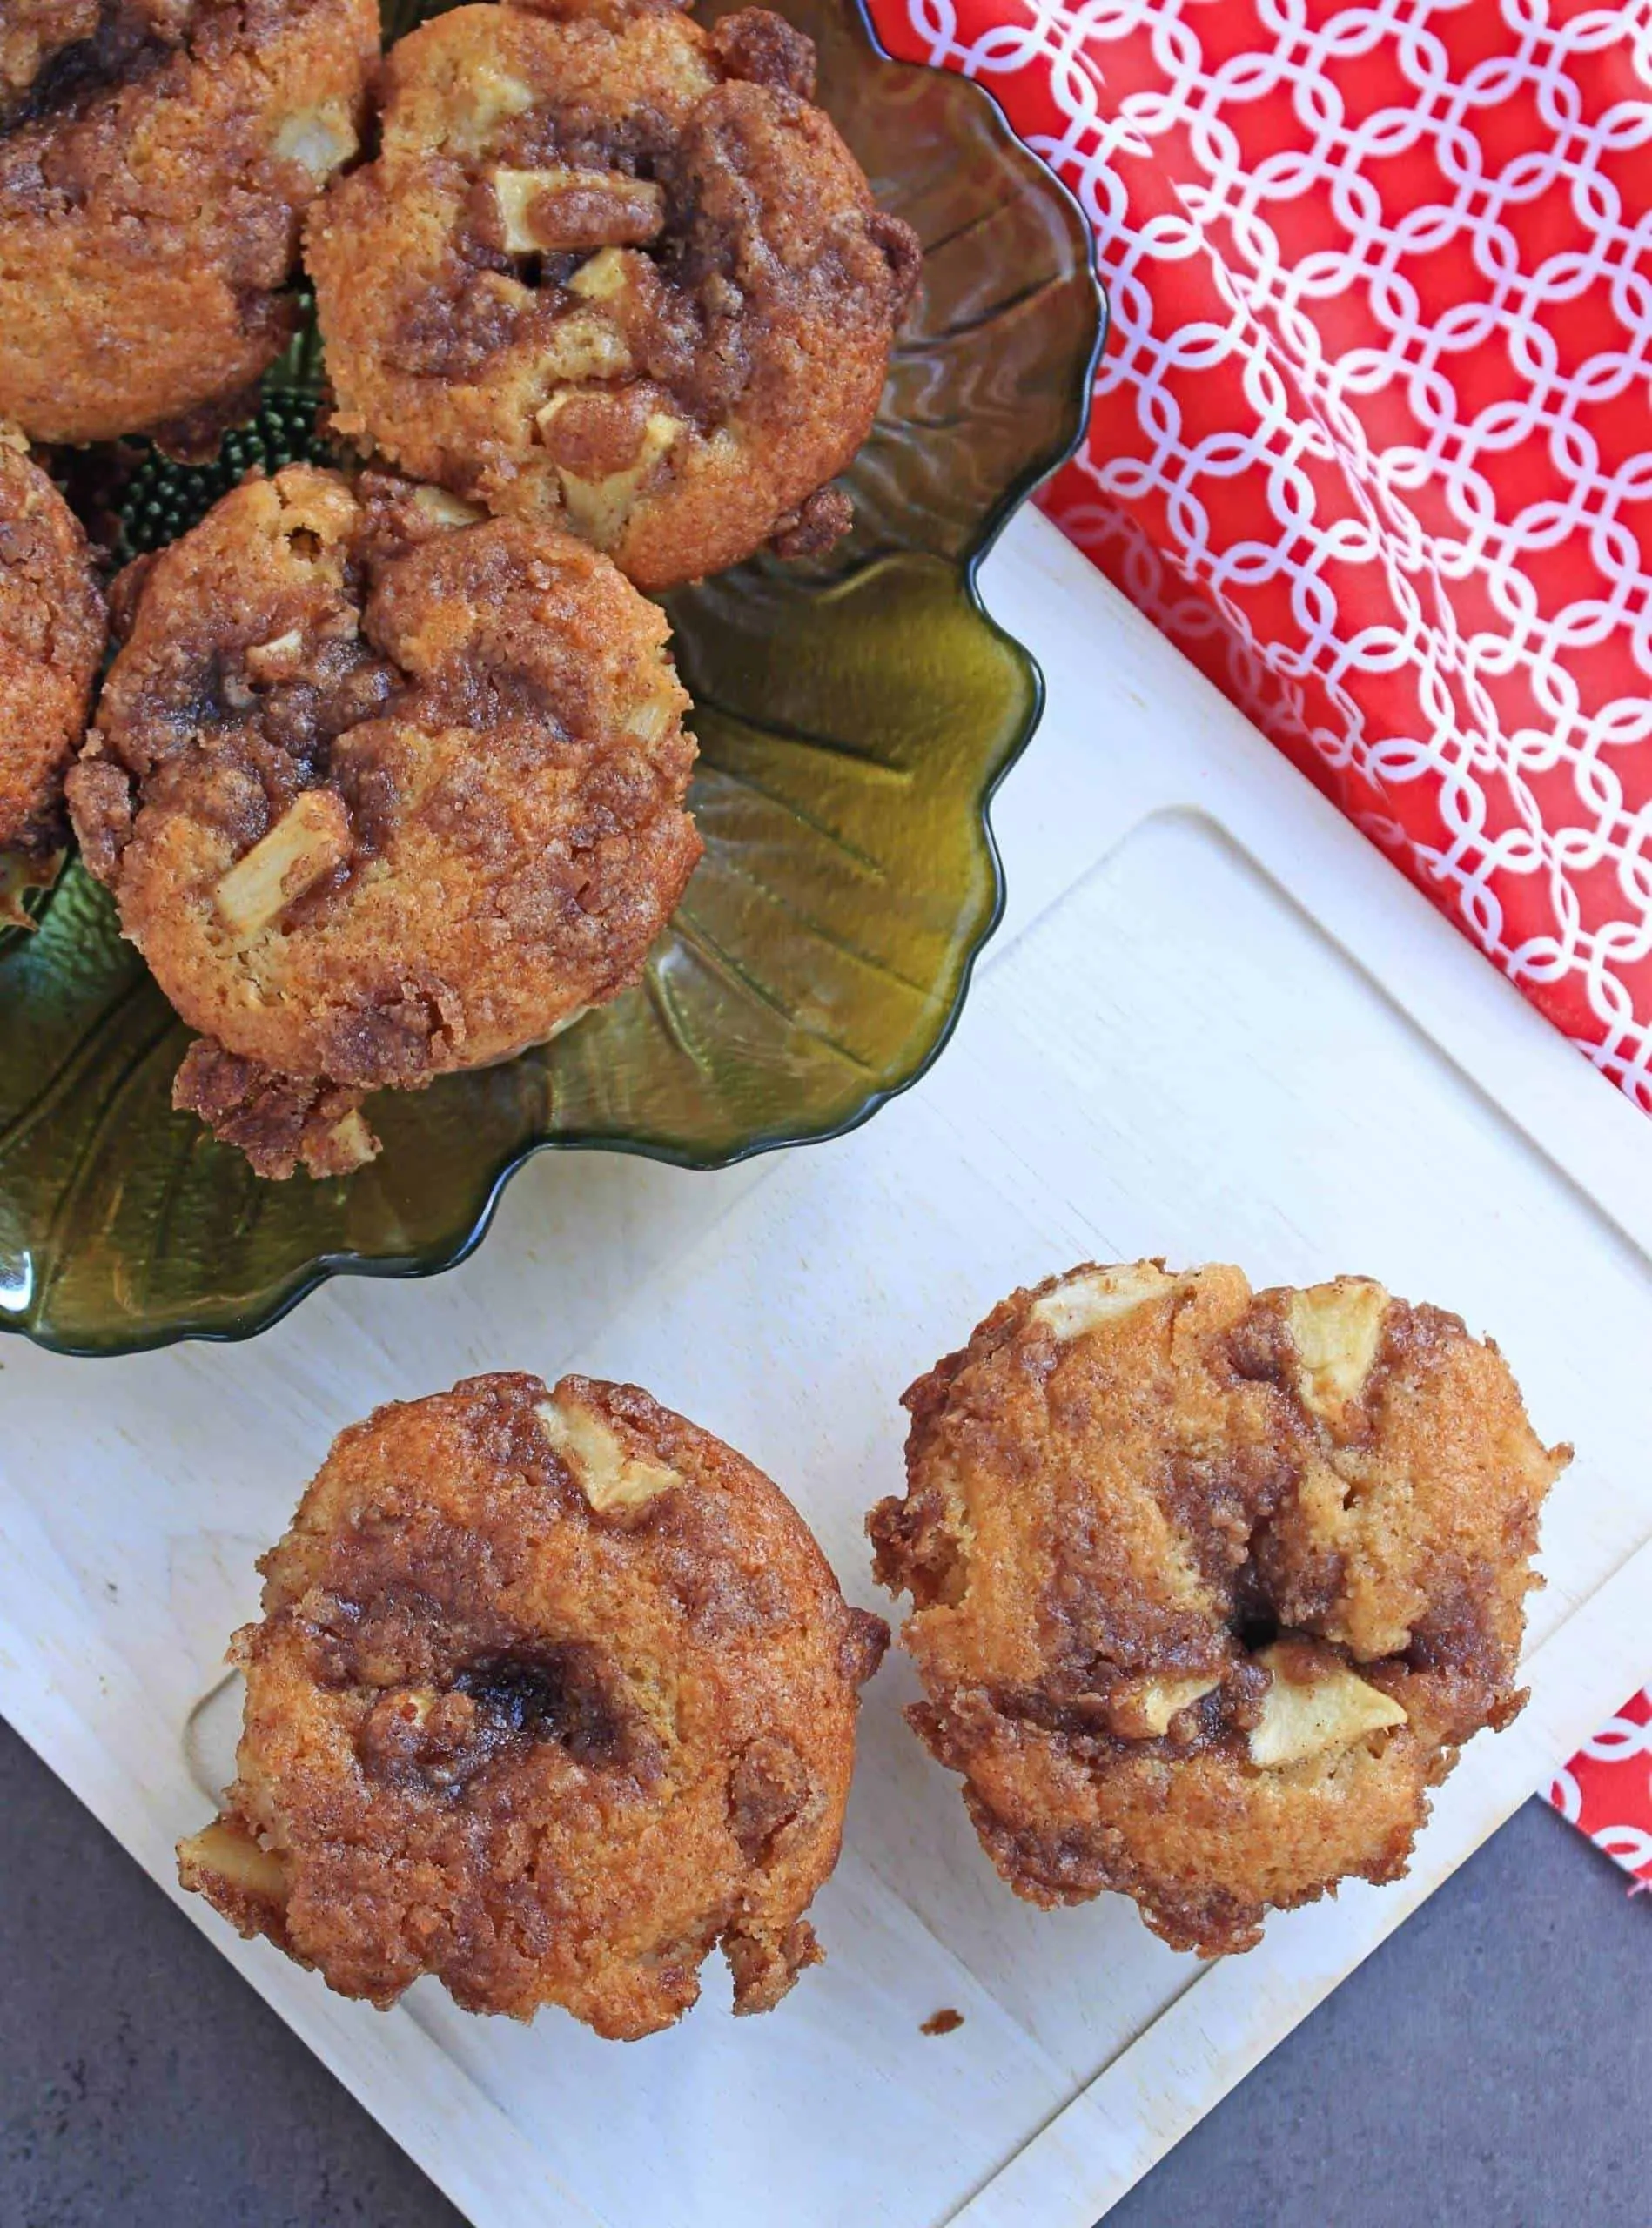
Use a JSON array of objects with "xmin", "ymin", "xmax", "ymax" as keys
[{"xmin": 2, "ymin": 508, "xmax": 1649, "ymax": 2228}]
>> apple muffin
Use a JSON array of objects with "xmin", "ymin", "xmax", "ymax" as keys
[
  {"xmin": 305, "ymin": 0, "xmax": 923, "ymax": 589},
  {"xmin": 0, "ymin": 0, "xmax": 379, "ymax": 447},
  {"xmin": 178, "ymin": 1370, "xmax": 888, "ymax": 2037},
  {"xmin": 869, "ymin": 1260, "xmax": 1568, "ymax": 1956},
  {"xmin": 66, "ymin": 463, "xmax": 700, "ymax": 1178},
  {"xmin": 0, "ymin": 428, "xmax": 106, "ymax": 918}
]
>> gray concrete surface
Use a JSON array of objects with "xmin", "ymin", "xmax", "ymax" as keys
[{"xmin": 0, "ymin": 1713, "xmax": 1645, "ymax": 2227}]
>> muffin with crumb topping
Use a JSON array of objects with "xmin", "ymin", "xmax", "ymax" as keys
[
  {"xmin": 0, "ymin": 428, "xmax": 106, "ymax": 918},
  {"xmin": 0, "ymin": 0, "xmax": 379, "ymax": 447},
  {"xmin": 67, "ymin": 463, "xmax": 700, "ymax": 1178},
  {"xmin": 306, "ymin": 0, "xmax": 922, "ymax": 588},
  {"xmin": 179, "ymin": 1369, "xmax": 887, "ymax": 2036},
  {"xmin": 870, "ymin": 1259, "xmax": 1568, "ymax": 1955}
]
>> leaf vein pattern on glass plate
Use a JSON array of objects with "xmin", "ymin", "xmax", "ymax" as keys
[
  {"xmin": 33, "ymin": 1014, "xmax": 180, "ymax": 1321},
  {"xmin": 691, "ymin": 755, "xmax": 889, "ymax": 880},
  {"xmin": 668, "ymin": 916, "xmax": 883, "ymax": 1078}
]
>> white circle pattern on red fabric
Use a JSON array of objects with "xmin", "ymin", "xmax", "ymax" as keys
[
  {"xmin": 871, "ymin": 0, "xmax": 1652, "ymax": 1111},
  {"xmin": 1553, "ymin": 1686, "xmax": 1652, "ymax": 1882}
]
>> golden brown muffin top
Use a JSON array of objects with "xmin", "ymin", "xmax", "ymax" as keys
[
  {"xmin": 180, "ymin": 1371, "xmax": 887, "ymax": 2037},
  {"xmin": 306, "ymin": 0, "xmax": 921, "ymax": 586},
  {"xmin": 0, "ymin": 0, "xmax": 191, "ymax": 134},
  {"xmin": 0, "ymin": 429, "xmax": 106, "ymax": 865},
  {"xmin": 870, "ymin": 1261, "xmax": 1568, "ymax": 1952},
  {"xmin": 0, "ymin": 0, "xmax": 379, "ymax": 445},
  {"xmin": 69, "ymin": 464, "xmax": 701, "ymax": 1171}
]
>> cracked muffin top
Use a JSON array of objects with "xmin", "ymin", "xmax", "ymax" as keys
[
  {"xmin": 0, "ymin": 0, "xmax": 379, "ymax": 446},
  {"xmin": 870, "ymin": 1260, "xmax": 1568, "ymax": 1955},
  {"xmin": 0, "ymin": 429, "xmax": 106, "ymax": 891},
  {"xmin": 67, "ymin": 463, "xmax": 700, "ymax": 1178},
  {"xmin": 178, "ymin": 1370, "xmax": 888, "ymax": 2037},
  {"xmin": 305, "ymin": 0, "xmax": 923, "ymax": 588}
]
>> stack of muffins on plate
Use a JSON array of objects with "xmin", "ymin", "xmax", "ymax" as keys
[{"xmin": 0, "ymin": 0, "xmax": 920, "ymax": 1173}]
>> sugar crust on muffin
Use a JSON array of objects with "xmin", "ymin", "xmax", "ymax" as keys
[
  {"xmin": 68, "ymin": 462, "xmax": 700, "ymax": 1177},
  {"xmin": 0, "ymin": 0, "xmax": 379, "ymax": 446},
  {"xmin": 0, "ymin": 426, "xmax": 106, "ymax": 914},
  {"xmin": 870, "ymin": 1259, "xmax": 1568, "ymax": 1955},
  {"xmin": 306, "ymin": 0, "xmax": 922, "ymax": 587},
  {"xmin": 179, "ymin": 1370, "xmax": 888, "ymax": 2037}
]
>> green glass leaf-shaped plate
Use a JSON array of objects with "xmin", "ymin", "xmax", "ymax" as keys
[{"xmin": 0, "ymin": 0, "xmax": 1104, "ymax": 1354}]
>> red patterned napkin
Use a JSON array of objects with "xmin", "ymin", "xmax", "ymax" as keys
[
  {"xmin": 1550, "ymin": 1688, "xmax": 1652, "ymax": 1885},
  {"xmin": 863, "ymin": 0, "xmax": 1652, "ymax": 1882}
]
